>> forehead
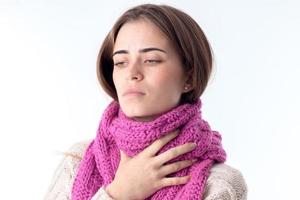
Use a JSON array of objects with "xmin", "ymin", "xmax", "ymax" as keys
[{"xmin": 113, "ymin": 19, "xmax": 171, "ymax": 51}]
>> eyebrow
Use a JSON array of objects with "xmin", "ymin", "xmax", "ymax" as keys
[{"xmin": 112, "ymin": 47, "xmax": 167, "ymax": 57}]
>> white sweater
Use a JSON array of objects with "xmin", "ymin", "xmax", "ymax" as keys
[{"xmin": 44, "ymin": 141, "xmax": 247, "ymax": 200}]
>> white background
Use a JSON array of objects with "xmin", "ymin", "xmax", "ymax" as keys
[{"xmin": 0, "ymin": 0, "xmax": 299, "ymax": 199}]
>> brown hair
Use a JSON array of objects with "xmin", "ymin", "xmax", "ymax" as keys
[{"xmin": 96, "ymin": 4, "xmax": 214, "ymax": 104}]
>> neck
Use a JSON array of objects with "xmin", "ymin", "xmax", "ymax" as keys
[{"xmin": 132, "ymin": 115, "xmax": 158, "ymax": 122}]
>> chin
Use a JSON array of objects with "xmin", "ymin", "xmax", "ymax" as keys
[
  {"xmin": 120, "ymin": 100, "xmax": 178, "ymax": 121},
  {"xmin": 124, "ymin": 110, "xmax": 152, "ymax": 118}
]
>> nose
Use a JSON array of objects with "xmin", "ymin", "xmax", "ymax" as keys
[{"xmin": 126, "ymin": 60, "xmax": 144, "ymax": 81}]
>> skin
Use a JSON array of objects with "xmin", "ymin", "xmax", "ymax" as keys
[
  {"xmin": 105, "ymin": 19, "xmax": 197, "ymax": 200},
  {"xmin": 112, "ymin": 18, "xmax": 192, "ymax": 122}
]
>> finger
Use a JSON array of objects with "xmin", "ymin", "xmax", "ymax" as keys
[
  {"xmin": 158, "ymin": 175, "xmax": 191, "ymax": 189},
  {"xmin": 154, "ymin": 142, "xmax": 197, "ymax": 165},
  {"xmin": 141, "ymin": 130, "xmax": 180, "ymax": 157},
  {"xmin": 159, "ymin": 159, "xmax": 196, "ymax": 177},
  {"xmin": 119, "ymin": 150, "xmax": 130, "ymax": 164}
]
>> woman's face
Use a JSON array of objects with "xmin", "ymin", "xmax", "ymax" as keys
[{"xmin": 112, "ymin": 19, "xmax": 189, "ymax": 122}]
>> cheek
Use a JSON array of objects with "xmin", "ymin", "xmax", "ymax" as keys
[
  {"xmin": 151, "ymin": 69, "xmax": 183, "ymax": 96},
  {"xmin": 112, "ymin": 69, "xmax": 116, "ymax": 83},
  {"xmin": 112, "ymin": 70, "xmax": 121, "ymax": 89},
  {"xmin": 112, "ymin": 71, "xmax": 123, "ymax": 98}
]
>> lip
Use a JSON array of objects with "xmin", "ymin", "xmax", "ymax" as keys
[{"xmin": 123, "ymin": 89, "xmax": 145, "ymax": 96}]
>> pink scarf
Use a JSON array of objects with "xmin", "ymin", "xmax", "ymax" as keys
[{"xmin": 71, "ymin": 99, "xmax": 226, "ymax": 200}]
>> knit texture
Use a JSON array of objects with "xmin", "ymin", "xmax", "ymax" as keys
[{"xmin": 71, "ymin": 99, "xmax": 227, "ymax": 200}]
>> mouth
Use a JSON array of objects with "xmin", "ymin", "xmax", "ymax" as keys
[
  {"xmin": 123, "ymin": 92, "xmax": 145, "ymax": 97},
  {"xmin": 123, "ymin": 88, "xmax": 146, "ymax": 96}
]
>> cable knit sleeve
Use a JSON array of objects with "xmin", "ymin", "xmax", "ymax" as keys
[
  {"xmin": 44, "ymin": 141, "xmax": 113, "ymax": 200},
  {"xmin": 203, "ymin": 163, "xmax": 248, "ymax": 200},
  {"xmin": 44, "ymin": 141, "xmax": 247, "ymax": 200}
]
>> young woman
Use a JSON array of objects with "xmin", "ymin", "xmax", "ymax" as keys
[{"xmin": 45, "ymin": 4, "xmax": 247, "ymax": 200}]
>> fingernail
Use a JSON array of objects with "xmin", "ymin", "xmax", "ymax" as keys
[
  {"xmin": 190, "ymin": 143, "xmax": 197, "ymax": 148},
  {"xmin": 192, "ymin": 159, "xmax": 197, "ymax": 163}
]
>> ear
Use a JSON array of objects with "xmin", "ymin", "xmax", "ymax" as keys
[
  {"xmin": 183, "ymin": 84, "xmax": 193, "ymax": 93},
  {"xmin": 182, "ymin": 70, "xmax": 193, "ymax": 93}
]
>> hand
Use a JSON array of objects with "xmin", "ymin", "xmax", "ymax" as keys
[{"xmin": 105, "ymin": 130, "xmax": 197, "ymax": 200}]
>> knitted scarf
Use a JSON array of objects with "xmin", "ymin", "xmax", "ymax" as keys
[{"xmin": 71, "ymin": 99, "xmax": 226, "ymax": 200}]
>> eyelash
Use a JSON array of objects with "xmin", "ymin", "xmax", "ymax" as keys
[
  {"xmin": 113, "ymin": 62, "xmax": 125, "ymax": 67},
  {"xmin": 114, "ymin": 60, "xmax": 162, "ymax": 67},
  {"xmin": 145, "ymin": 60, "xmax": 161, "ymax": 64}
]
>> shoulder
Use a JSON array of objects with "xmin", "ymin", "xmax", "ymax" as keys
[
  {"xmin": 44, "ymin": 140, "xmax": 92, "ymax": 200},
  {"xmin": 58, "ymin": 140, "xmax": 91, "ymax": 171},
  {"xmin": 64, "ymin": 140, "xmax": 91, "ymax": 160},
  {"xmin": 61, "ymin": 140, "xmax": 92, "ymax": 174},
  {"xmin": 203, "ymin": 163, "xmax": 248, "ymax": 200}
]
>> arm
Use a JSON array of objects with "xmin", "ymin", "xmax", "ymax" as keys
[
  {"xmin": 203, "ymin": 164, "xmax": 248, "ymax": 200},
  {"xmin": 44, "ymin": 141, "xmax": 114, "ymax": 200}
]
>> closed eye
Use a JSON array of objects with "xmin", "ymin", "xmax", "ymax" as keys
[
  {"xmin": 145, "ymin": 60, "xmax": 162, "ymax": 64},
  {"xmin": 114, "ymin": 61, "xmax": 126, "ymax": 67},
  {"xmin": 114, "ymin": 60, "xmax": 162, "ymax": 67}
]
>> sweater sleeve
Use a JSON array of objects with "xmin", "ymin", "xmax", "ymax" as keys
[
  {"xmin": 203, "ymin": 163, "xmax": 248, "ymax": 200},
  {"xmin": 43, "ymin": 141, "xmax": 113, "ymax": 200}
]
